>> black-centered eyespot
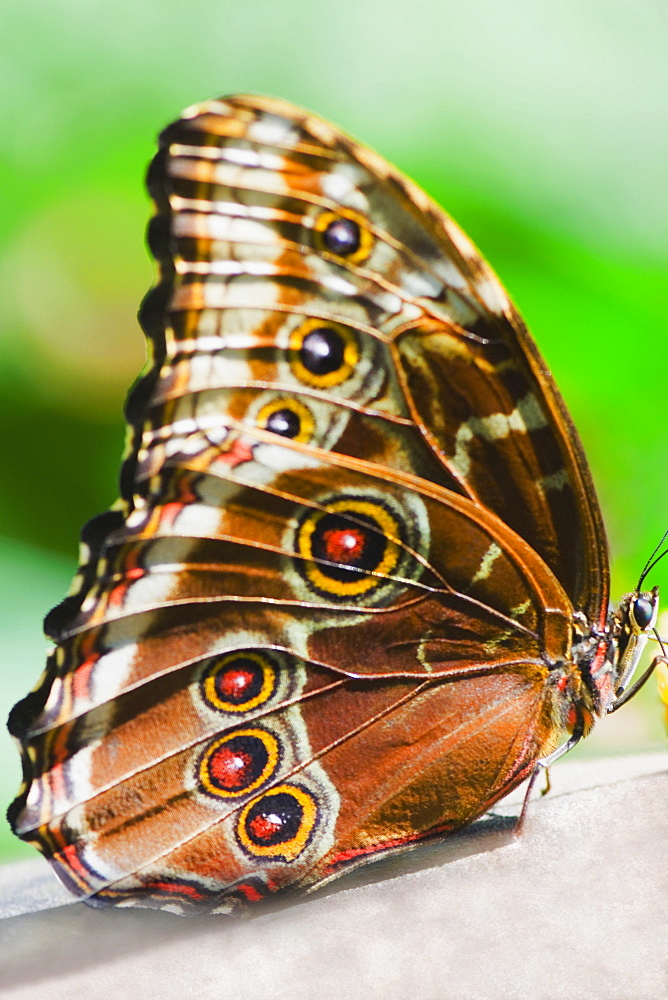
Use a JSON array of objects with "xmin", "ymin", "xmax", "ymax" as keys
[
  {"xmin": 313, "ymin": 209, "xmax": 373, "ymax": 264},
  {"xmin": 300, "ymin": 327, "xmax": 345, "ymax": 376},
  {"xmin": 266, "ymin": 407, "xmax": 301, "ymax": 438},
  {"xmin": 632, "ymin": 595, "xmax": 655, "ymax": 630},
  {"xmin": 256, "ymin": 397, "xmax": 315, "ymax": 444},
  {"xmin": 288, "ymin": 319, "xmax": 360, "ymax": 388},
  {"xmin": 322, "ymin": 217, "xmax": 361, "ymax": 256}
]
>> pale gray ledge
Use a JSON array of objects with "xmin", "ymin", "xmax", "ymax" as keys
[{"xmin": 1, "ymin": 752, "xmax": 666, "ymax": 1000}]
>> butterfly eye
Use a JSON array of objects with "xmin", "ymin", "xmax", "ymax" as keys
[
  {"xmin": 237, "ymin": 785, "xmax": 318, "ymax": 860},
  {"xmin": 296, "ymin": 498, "xmax": 402, "ymax": 598},
  {"xmin": 256, "ymin": 397, "xmax": 315, "ymax": 443},
  {"xmin": 313, "ymin": 209, "xmax": 373, "ymax": 263},
  {"xmin": 199, "ymin": 729, "xmax": 280, "ymax": 799},
  {"xmin": 289, "ymin": 319, "xmax": 360, "ymax": 388},
  {"xmin": 630, "ymin": 594, "xmax": 657, "ymax": 631}
]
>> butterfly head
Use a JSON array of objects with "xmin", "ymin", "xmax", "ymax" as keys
[
  {"xmin": 574, "ymin": 586, "xmax": 659, "ymax": 719},
  {"xmin": 611, "ymin": 585, "xmax": 659, "ymax": 699}
]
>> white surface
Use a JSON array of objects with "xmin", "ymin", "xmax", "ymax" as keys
[{"xmin": 1, "ymin": 753, "xmax": 666, "ymax": 1000}]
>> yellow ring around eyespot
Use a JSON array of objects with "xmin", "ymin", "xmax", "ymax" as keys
[
  {"xmin": 198, "ymin": 728, "xmax": 280, "ymax": 799},
  {"xmin": 313, "ymin": 209, "xmax": 374, "ymax": 265},
  {"xmin": 288, "ymin": 317, "xmax": 360, "ymax": 389},
  {"xmin": 297, "ymin": 498, "xmax": 402, "ymax": 597},
  {"xmin": 255, "ymin": 396, "xmax": 315, "ymax": 444},
  {"xmin": 236, "ymin": 783, "xmax": 318, "ymax": 860},
  {"xmin": 202, "ymin": 651, "xmax": 276, "ymax": 714}
]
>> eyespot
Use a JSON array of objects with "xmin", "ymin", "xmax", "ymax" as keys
[
  {"xmin": 289, "ymin": 318, "xmax": 360, "ymax": 388},
  {"xmin": 300, "ymin": 329, "xmax": 345, "ymax": 377},
  {"xmin": 631, "ymin": 594, "xmax": 656, "ymax": 631},
  {"xmin": 199, "ymin": 728, "xmax": 280, "ymax": 799},
  {"xmin": 322, "ymin": 217, "xmax": 360, "ymax": 255},
  {"xmin": 313, "ymin": 209, "xmax": 373, "ymax": 263},
  {"xmin": 256, "ymin": 397, "xmax": 315, "ymax": 443},
  {"xmin": 236, "ymin": 784, "xmax": 318, "ymax": 861},
  {"xmin": 201, "ymin": 651, "xmax": 277, "ymax": 713},
  {"xmin": 295, "ymin": 497, "xmax": 403, "ymax": 598},
  {"xmin": 265, "ymin": 407, "xmax": 301, "ymax": 439}
]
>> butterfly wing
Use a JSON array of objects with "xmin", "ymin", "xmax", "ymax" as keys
[
  {"xmin": 10, "ymin": 462, "xmax": 574, "ymax": 911},
  {"xmin": 137, "ymin": 93, "xmax": 608, "ymax": 619},
  {"xmin": 9, "ymin": 96, "xmax": 599, "ymax": 913}
]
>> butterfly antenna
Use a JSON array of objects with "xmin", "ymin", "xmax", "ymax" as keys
[
  {"xmin": 653, "ymin": 627, "xmax": 667, "ymax": 650},
  {"xmin": 637, "ymin": 527, "xmax": 668, "ymax": 590}
]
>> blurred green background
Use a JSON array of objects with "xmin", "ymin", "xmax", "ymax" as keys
[{"xmin": 1, "ymin": 1, "xmax": 666, "ymax": 863}]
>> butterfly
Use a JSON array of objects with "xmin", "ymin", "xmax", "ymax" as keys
[{"xmin": 8, "ymin": 95, "xmax": 663, "ymax": 915}]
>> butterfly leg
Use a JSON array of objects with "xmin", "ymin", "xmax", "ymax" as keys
[
  {"xmin": 608, "ymin": 652, "xmax": 668, "ymax": 713},
  {"xmin": 539, "ymin": 768, "xmax": 551, "ymax": 798},
  {"xmin": 515, "ymin": 723, "xmax": 584, "ymax": 835}
]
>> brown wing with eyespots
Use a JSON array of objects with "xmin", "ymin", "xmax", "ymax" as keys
[
  {"xmin": 132, "ymin": 93, "xmax": 608, "ymax": 622},
  {"xmin": 8, "ymin": 95, "xmax": 599, "ymax": 913},
  {"xmin": 10, "ymin": 452, "xmax": 574, "ymax": 911}
]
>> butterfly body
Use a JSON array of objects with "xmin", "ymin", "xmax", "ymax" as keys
[{"xmin": 8, "ymin": 96, "xmax": 659, "ymax": 914}]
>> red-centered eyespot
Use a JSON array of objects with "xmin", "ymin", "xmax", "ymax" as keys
[
  {"xmin": 217, "ymin": 667, "xmax": 257, "ymax": 702},
  {"xmin": 244, "ymin": 792, "xmax": 304, "ymax": 846},
  {"xmin": 321, "ymin": 526, "xmax": 367, "ymax": 564},
  {"xmin": 199, "ymin": 730, "xmax": 279, "ymax": 799},
  {"xmin": 208, "ymin": 745, "xmax": 257, "ymax": 791},
  {"xmin": 311, "ymin": 513, "xmax": 386, "ymax": 581},
  {"xmin": 201, "ymin": 652, "xmax": 277, "ymax": 713},
  {"xmin": 295, "ymin": 496, "xmax": 405, "ymax": 599},
  {"xmin": 248, "ymin": 811, "xmax": 285, "ymax": 842},
  {"xmin": 237, "ymin": 785, "xmax": 319, "ymax": 861}
]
